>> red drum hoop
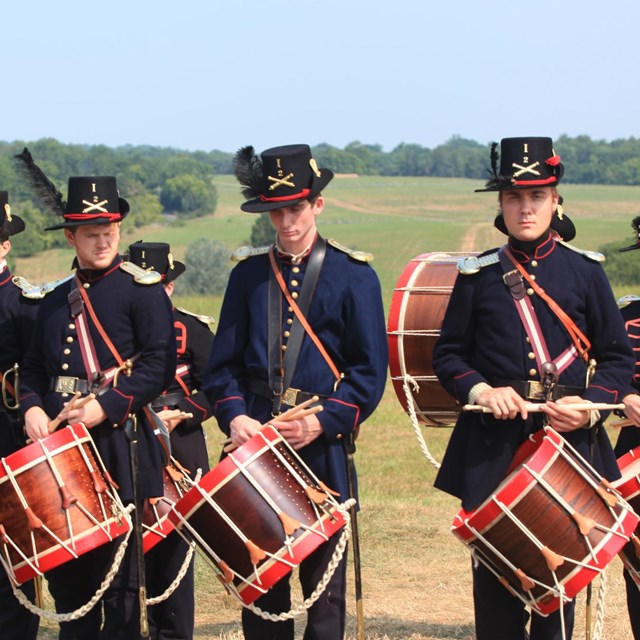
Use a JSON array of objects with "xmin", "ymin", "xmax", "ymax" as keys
[
  {"xmin": 169, "ymin": 425, "xmax": 346, "ymax": 605},
  {"xmin": 612, "ymin": 447, "xmax": 640, "ymax": 585},
  {"xmin": 387, "ymin": 252, "xmax": 472, "ymax": 427},
  {"xmin": 0, "ymin": 423, "xmax": 129, "ymax": 585},
  {"xmin": 453, "ymin": 427, "xmax": 638, "ymax": 615},
  {"xmin": 142, "ymin": 464, "xmax": 193, "ymax": 553}
]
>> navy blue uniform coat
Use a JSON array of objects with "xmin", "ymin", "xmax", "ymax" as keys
[{"xmin": 433, "ymin": 233, "xmax": 635, "ymax": 511}]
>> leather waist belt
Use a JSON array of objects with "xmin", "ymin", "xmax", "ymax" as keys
[
  {"xmin": 492, "ymin": 379, "xmax": 585, "ymax": 401},
  {"xmin": 152, "ymin": 391, "xmax": 186, "ymax": 410},
  {"xmin": 247, "ymin": 379, "xmax": 327, "ymax": 408},
  {"xmin": 49, "ymin": 376, "xmax": 102, "ymax": 395}
]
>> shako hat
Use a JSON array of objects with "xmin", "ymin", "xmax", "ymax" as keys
[
  {"xmin": 0, "ymin": 192, "xmax": 25, "ymax": 237},
  {"xmin": 127, "ymin": 241, "xmax": 185, "ymax": 283},
  {"xmin": 476, "ymin": 137, "xmax": 564, "ymax": 192},
  {"xmin": 13, "ymin": 148, "xmax": 129, "ymax": 231},
  {"xmin": 233, "ymin": 144, "xmax": 333, "ymax": 213},
  {"xmin": 619, "ymin": 216, "xmax": 640, "ymax": 252},
  {"xmin": 46, "ymin": 177, "xmax": 129, "ymax": 230}
]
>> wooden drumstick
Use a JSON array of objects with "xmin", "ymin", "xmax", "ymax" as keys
[
  {"xmin": 48, "ymin": 392, "xmax": 96, "ymax": 433},
  {"xmin": 222, "ymin": 400, "xmax": 324, "ymax": 453},
  {"xmin": 462, "ymin": 402, "xmax": 626, "ymax": 413}
]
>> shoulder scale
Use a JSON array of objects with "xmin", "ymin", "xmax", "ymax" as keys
[
  {"xmin": 327, "ymin": 238, "xmax": 373, "ymax": 262},
  {"xmin": 119, "ymin": 261, "xmax": 162, "ymax": 284},
  {"xmin": 231, "ymin": 245, "xmax": 272, "ymax": 263},
  {"xmin": 12, "ymin": 274, "xmax": 74, "ymax": 299},
  {"xmin": 555, "ymin": 239, "xmax": 605, "ymax": 263},
  {"xmin": 457, "ymin": 252, "xmax": 500, "ymax": 275},
  {"xmin": 175, "ymin": 307, "xmax": 216, "ymax": 325},
  {"xmin": 617, "ymin": 294, "xmax": 640, "ymax": 309}
]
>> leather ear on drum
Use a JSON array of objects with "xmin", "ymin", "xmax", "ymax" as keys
[{"xmin": 387, "ymin": 252, "xmax": 475, "ymax": 427}]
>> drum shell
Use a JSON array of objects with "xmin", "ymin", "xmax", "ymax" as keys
[
  {"xmin": 169, "ymin": 426, "xmax": 346, "ymax": 604},
  {"xmin": 0, "ymin": 423, "xmax": 129, "ymax": 584},
  {"xmin": 387, "ymin": 252, "xmax": 472, "ymax": 426},
  {"xmin": 453, "ymin": 428, "xmax": 638, "ymax": 614},
  {"xmin": 612, "ymin": 447, "xmax": 640, "ymax": 584}
]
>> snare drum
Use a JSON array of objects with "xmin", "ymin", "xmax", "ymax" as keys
[
  {"xmin": 453, "ymin": 427, "xmax": 638, "ymax": 615},
  {"xmin": 0, "ymin": 423, "xmax": 130, "ymax": 585},
  {"xmin": 612, "ymin": 446, "xmax": 640, "ymax": 585},
  {"xmin": 169, "ymin": 425, "xmax": 347, "ymax": 605},
  {"xmin": 387, "ymin": 252, "xmax": 473, "ymax": 426}
]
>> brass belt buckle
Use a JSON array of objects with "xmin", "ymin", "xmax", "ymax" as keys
[
  {"xmin": 54, "ymin": 376, "xmax": 79, "ymax": 394},
  {"xmin": 526, "ymin": 380, "xmax": 546, "ymax": 401},
  {"xmin": 281, "ymin": 387, "xmax": 299, "ymax": 406}
]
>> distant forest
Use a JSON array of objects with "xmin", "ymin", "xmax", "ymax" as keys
[{"xmin": 2, "ymin": 134, "xmax": 640, "ymax": 257}]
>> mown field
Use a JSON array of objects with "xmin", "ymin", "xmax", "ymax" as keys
[{"xmin": 26, "ymin": 175, "xmax": 640, "ymax": 639}]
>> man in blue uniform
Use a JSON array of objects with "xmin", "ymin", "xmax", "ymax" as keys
[
  {"xmin": 612, "ymin": 217, "xmax": 640, "ymax": 639},
  {"xmin": 204, "ymin": 144, "xmax": 388, "ymax": 640},
  {"xmin": 127, "ymin": 240, "xmax": 214, "ymax": 640},
  {"xmin": 433, "ymin": 137, "xmax": 635, "ymax": 640},
  {"xmin": 17, "ymin": 161, "xmax": 176, "ymax": 640},
  {"xmin": 0, "ymin": 192, "xmax": 40, "ymax": 640}
]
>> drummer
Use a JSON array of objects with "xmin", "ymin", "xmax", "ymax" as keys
[
  {"xmin": 127, "ymin": 240, "xmax": 214, "ymax": 640},
  {"xmin": 0, "ymin": 192, "xmax": 40, "ymax": 640},
  {"xmin": 432, "ymin": 136, "xmax": 634, "ymax": 640},
  {"xmin": 17, "ymin": 155, "xmax": 176, "ymax": 639},
  {"xmin": 203, "ymin": 144, "xmax": 388, "ymax": 640},
  {"xmin": 612, "ymin": 217, "xmax": 640, "ymax": 639}
]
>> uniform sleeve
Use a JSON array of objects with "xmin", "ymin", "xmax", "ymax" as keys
[
  {"xmin": 97, "ymin": 284, "xmax": 177, "ymax": 426},
  {"xmin": 18, "ymin": 302, "xmax": 49, "ymax": 413},
  {"xmin": 315, "ymin": 263, "xmax": 388, "ymax": 441},
  {"xmin": 203, "ymin": 267, "xmax": 250, "ymax": 433},
  {"xmin": 432, "ymin": 272, "xmax": 487, "ymax": 404}
]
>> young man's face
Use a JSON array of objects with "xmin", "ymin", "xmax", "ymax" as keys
[
  {"xmin": 269, "ymin": 196, "xmax": 324, "ymax": 254},
  {"xmin": 64, "ymin": 222, "xmax": 121, "ymax": 270},
  {"xmin": 500, "ymin": 187, "xmax": 558, "ymax": 242}
]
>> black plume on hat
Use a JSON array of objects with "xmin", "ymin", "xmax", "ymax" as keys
[
  {"xmin": 14, "ymin": 148, "xmax": 66, "ymax": 218},
  {"xmin": 619, "ymin": 216, "xmax": 640, "ymax": 252},
  {"xmin": 233, "ymin": 144, "xmax": 334, "ymax": 213}
]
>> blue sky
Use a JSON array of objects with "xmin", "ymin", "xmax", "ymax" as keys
[{"xmin": 3, "ymin": 1, "xmax": 639, "ymax": 153}]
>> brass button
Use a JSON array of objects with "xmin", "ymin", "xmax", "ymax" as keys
[
  {"xmin": 61, "ymin": 392, "xmax": 69, "ymax": 398},
  {"xmin": 531, "ymin": 260, "xmax": 538, "ymax": 267},
  {"xmin": 291, "ymin": 291, "xmax": 299, "ymax": 299},
  {"xmin": 66, "ymin": 337, "xmax": 74, "ymax": 344},
  {"xmin": 283, "ymin": 331, "xmax": 290, "ymax": 338},
  {"xmin": 286, "ymin": 318, "xmax": 293, "ymax": 325},
  {"xmin": 527, "ymin": 288, "xmax": 534, "ymax": 296},
  {"xmin": 63, "ymin": 348, "xmax": 71, "ymax": 355},
  {"xmin": 292, "ymin": 266, "xmax": 300, "ymax": 274},
  {"xmin": 528, "ymin": 352, "xmax": 535, "ymax": 360},
  {"xmin": 530, "ymin": 274, "xmax": 536, "ymax": 281},
  {"xmin": 69, "ymin": 323, "xmax": 76, "ymax": 330},
  {"xmin": 336, "ymin": 433, "xmax": 343, "ymax": 440},
  {"xmin": 83, "ymin": 283, "xmax": 90, "ymax": 289},
  {"xmin": 529, "ymin": 368, "xmax": 537, "ymax": 377},
  {"xmin": 61, "ymin": 363, "xmax": 69, "ymax": 371},
  {"xmin": 291, "ymin": 279, "xmax": 299, "ymax": 287},
  {"xmin": 525, "ymin": 336, "xmax": 530, "ymax": 343},
  {"xmin": 288, "ymin": 306, "xmax": 293, "ymax": 312},
  {"xmin": 281, "ymin": 345, "xmax": 287, "ymax": 352}
]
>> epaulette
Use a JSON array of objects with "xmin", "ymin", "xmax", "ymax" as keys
[
  {"xmin": 12, "ymin": 274, "xmax": 74, "ymax": 299},
  {"xmin": 327, "ymin": 238, "xmax": 374, "ymax": 262},
  {"xmin": 176, "ymin": 306, "xmax": 216, "ymax": 325},
  {"xmin": 556, "ymin": 239, "xmax": 605, "ymax": 263},
  {"xmin": 231, "ymin": 245, "xmax": 272, "ymax": 262},
  {"xmin": 119, "ymin": 261, "xmax": 162, "ymax": 284},
  {"xmin": 457, "ymin": 252, "xmax": 500, "ymax": 275},
  {"xmin": 617, "ymin": 294, "xmax": 640, "ymax": 309}
]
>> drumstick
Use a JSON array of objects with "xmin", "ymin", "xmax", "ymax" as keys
[
  {"xmin": 222, "ymin": 402, "xmax": 324, "ymax": 453},
  {"xmin": 611, "ymin": 418, "xmax": 634, "ymax": 429},
  {"xmin": 462, "ymin": 402, "xmax": 626, "ymax": 413},
  {"xmin": 48, "ymin": 392, "xmax": 96, "ymax": 433}
]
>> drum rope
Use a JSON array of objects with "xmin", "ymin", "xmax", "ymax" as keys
[
  {"xmin": 146, "ymin": 468, "xmax": 203, "ymax": 606},
  {"xmin": 9, "ymin": 504, "xmax": 134, "ymax": 621},
  {"xmin": 245, "ymin": 498, "xmax": 355, "ymax": 621},
  {"xmin": 592, "ymin": 568, "xmax": 607, "ymax": 640},
  {"xmin": 402, "ymin": 374, "xmax": 441, "ymax": 469}
]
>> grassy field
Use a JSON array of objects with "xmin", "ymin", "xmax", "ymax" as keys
[{"xmin": 24, "ymin": 176, "xmax": 640, "ymax": 639}]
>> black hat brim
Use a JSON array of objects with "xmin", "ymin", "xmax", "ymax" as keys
[
  {"xmin": 240, "ymin": 170, "xmax": 334, "ymax": 213},
  {"xmin": 45, "ymin": 199, "xmax": 130, "ymax": 231},
  {"xmin": 619, "ymin": 243, "xmax": 640, "ymax": 252},
  {"xmin": 1, "ymin": 215, "xmax": 25, "ymax": 237},
  {"xmin": 493, "ymin": 211, "xmax": 576, "ymax": 242},
  {"xmin": 163, "ymin": 261, "xmax": 186, "ymax": 284}
]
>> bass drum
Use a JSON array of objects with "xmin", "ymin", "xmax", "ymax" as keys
[{"xmin": 387, "ymin": 252, "xmax": 472, "ymax": 427}]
